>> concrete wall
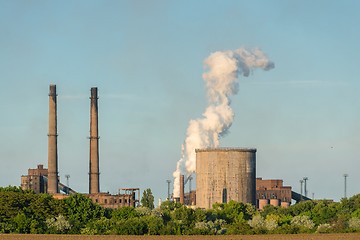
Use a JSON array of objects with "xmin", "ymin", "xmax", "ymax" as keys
[{"xmin": 196, "ymin": 148, "xmax": 256, "ymax": 209}]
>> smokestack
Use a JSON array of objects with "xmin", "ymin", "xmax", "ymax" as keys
[
  {"xmin": 89, "ymin": 87, "xmax": 100, "ymax": 194},
  {"xmin": 180, "ymin": 175, "xmax": 185, "ymax": 204},
  {"xmin": 48, "ymin": 84, "xmax": 59, "ymax": 194}
]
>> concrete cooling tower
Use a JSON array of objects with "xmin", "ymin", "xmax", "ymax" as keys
[{"xmin": 196, "ymin": 148, "xmax": 256, "ymax": 209}]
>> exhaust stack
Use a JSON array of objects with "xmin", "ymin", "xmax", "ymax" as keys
[
  {"xmin": 180, "ymin": 175, "xmax": 185, "ymax": 204},
  {"xmin": 48, "ymin": 84, "xmax": 59, "ymax": 194},
  {"xmin": 89, "ymin": 87, "xmax": 100, "ymax": 194}
]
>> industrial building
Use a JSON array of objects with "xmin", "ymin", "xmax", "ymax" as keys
[
  {"xmin": 21, "ymin": 164, "xmax": 48, "ymax": 194},
  {"xmin": 21, "ymin": 164, "xmax": 76, "ymax": 195},
  {"xmin": 195, "ymin": 148, "xmax": 256, "ymax": 209},
  {"xmin": 20, "ymin": 85, "xmax": 139, "ymax": 208},
  {"xmin": 256, "ymin": 177, "xmax": 292, "ymax": 209},
  {"xmin": 174, "ymin": 148, "xmax": 303, "ymax": 209}
]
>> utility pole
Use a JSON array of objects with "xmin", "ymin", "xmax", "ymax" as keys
[
  {"xmin": 300, "ymin": 180, "xmax": 304, "ymax": 201},
  {"xmin": 343, "ymin": 174, "xmax": 348, "ymax": 198},
  {"xmin": 303, "ymin": 177, "xmax": 308, "ymax": 198},
  {"xmin": 166, "ymin": 180, "xmax": 171, "ymax": 200},
  {"xmin": 188, "ymin": 176, "xmax": 193, "ymax": 193},
  {"xmin": 65, "ymin": 174, "xmax": 70, "ymax": 195}
]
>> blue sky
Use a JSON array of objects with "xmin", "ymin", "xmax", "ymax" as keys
[{"xmin": 1, "ymin": 0, "xmax": 359, "ymax": 202}]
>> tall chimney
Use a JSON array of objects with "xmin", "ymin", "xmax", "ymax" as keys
[
  {"xmin": 180, "ymin": 175, "xmax": 185, "ymax": 204},
  {"xmin": 89, "ymin": 87, "xmax": 100, "ymax": 194},
  {"xmin": 48, "ymin": 84, "xmax": 59, "ymax": 194}
]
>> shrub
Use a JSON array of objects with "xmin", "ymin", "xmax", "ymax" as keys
[
  {"xmin": 316, "ymin": 223, "xmax": 332, "ymax": 233},
  {"xmin": 349, "ymin": 217, "xmax": 360, "ymax": 230}
]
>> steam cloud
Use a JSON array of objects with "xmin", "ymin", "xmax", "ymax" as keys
[{"xmin": 172, "ymin": 47, "xmax": 275, "ymax": 198}]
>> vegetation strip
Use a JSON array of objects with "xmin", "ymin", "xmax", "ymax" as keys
[{"xmin": 0, "ymin": 187, "xmax": 360, "ymax": 235}]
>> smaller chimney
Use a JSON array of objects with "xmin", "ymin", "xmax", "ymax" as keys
[
  {"xmin": 180, "ymin": 175, "xmax": 185, "ymax": 204},
  {"xmin": 47, "ymin": 84, "xmax": 59, "ymax": 194},
  {"xmin": 89, "ymin": 87, "xmax": 100, "ymax": 194}
]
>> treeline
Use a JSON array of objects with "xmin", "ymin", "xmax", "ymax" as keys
[{"xmin": 0, "ymin": 186, "xmax": 360, "ymax": 235}]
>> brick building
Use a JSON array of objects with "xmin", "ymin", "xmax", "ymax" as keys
[
  {"xmin": 21, "ymin": 164, "xmax": 139, "ymax": 209},
  {"xmin": 21, "ymin": 164, "xmax": 48, "ymax": 194},
  {"xmin": 256, "ymin": 177, "xmax": 292, "ymax": 209}
]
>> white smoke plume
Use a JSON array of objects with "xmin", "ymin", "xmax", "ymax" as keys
[{"xmin": 172, "ymin": 47, "xmax": 274, "ymax": 197}]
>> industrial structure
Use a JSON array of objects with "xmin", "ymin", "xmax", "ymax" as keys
[
  {"xmin": 20, "ymin": 85, "xmax": 310, "ymax": 210},
  {"xmin": 195, "ymin": 148, "xmax": 256, "ymax": 209},
  {"xmin": 21, "ymin": 164, "xmax": 76, "ymax": 194},
  {"xmin": 256, "ymin": 177, "xmax": 292, "ymax": 209},
  {"xmin": 175, "ymin": 148, "xmax": 305, "ymax": 209},
  {"xmin": 21, "ymin": 164, "xmax": 48, "ymax": 194},
  {"xmin": 88, "ymin": 188, "xmax": 140, "ymax": 208},
  {"xmin": 89, "ymin": 87, "xmax": 100, "ymax": 194},
  {"xmin": 47, "ymin": 84, "xmax": 59, "ymax": 194},
  {"xmin": 20, "ymin": 85, "xmax": 139, "ymax": 208}
]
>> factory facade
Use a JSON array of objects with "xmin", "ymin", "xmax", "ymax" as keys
[
  {"xmin": 21, "ymin": 164, "xmax": 48, "ymax": 194},
  {"xmin": 256, "ymin": 177, "xmax": 292, "ymax": 209}
]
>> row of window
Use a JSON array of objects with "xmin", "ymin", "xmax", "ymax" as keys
[{"xmin": 94, "ymin": 198, "xmax": 131, "ymax": 204}]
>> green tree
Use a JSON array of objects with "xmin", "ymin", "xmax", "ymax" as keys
[
  {"xmin": 81, "ymin": 217, "xmax": 112, "ymax": 235},
  {"xmin": 141, "ymin": 188, "xmax": 154, "ymax": 209},
  {"xmin": 111, "ymin": 206, "xmax": 139, "ymax": 221},
  {"xmin": 0, "ymin": 186, "xmax": 27, "ymax": 193},
  {"xmin": 310, "ymin": 200, "xmax": 338, "ymax": 225},
  {"xmin": 63, "ymin": 193, "xmax": 104, "ymax": 233},
  {"xmin": 143, "ymin": 215, "xmax": 164, "ymax": 235}
]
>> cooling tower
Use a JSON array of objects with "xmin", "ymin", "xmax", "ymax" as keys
[
  {"xmin": 47, "ymin": 84, "xmax": 59, "ymax": 194},
  {"xmin": 196, "ymin": 148, "xmax": 256, "ymax": 209},
  {"xmin": 89, "ymin": 87, "xmax": 100, "ymax": 194}
]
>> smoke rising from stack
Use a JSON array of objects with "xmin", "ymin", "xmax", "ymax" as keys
[{"xmin": 173, "ymin": 47, "xmax": 274, "ymax": 197}]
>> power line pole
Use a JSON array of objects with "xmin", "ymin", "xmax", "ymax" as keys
[
  {"xmin": 188, "ymin": 176, "xmax": 193, "ymax": 193},
  {"xmin": 166, "ymin": 180, "xmax": 171, "ymax": 200},
  {"xmin": 343, "ymin": 174, "xmax": 348, "ymax": 198},
  {"xmin": 65, "ymin": 174, "xmax": 70, "ymax": 195},
  {"xmin": 303, "ymin": 177, "xmax": 308, "ymax": 198},
  {"xmin": 300, "ymin": 180, "xmax": 304, "ymax": 201}
]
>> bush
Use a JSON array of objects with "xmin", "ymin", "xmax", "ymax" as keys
[
  {"xmin": 349, "ymin": 217, "xmax": 360, "ymax": 231},
  {"xmin": 316, "ymin": 223, "xmax": 332, "ymax": 233},
  {"xmin": 290, "ymin": 215, "xmax": 315, "ymax": 232},
  {"xmin": 46, "ymin": 215, "xmax": 71, "ymax": 234},
  {"xmin": 248, "ymin": 214, "xmax": 264, "ymax": 229}
]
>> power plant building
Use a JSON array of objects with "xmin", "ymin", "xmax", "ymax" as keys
[
  {"xmin": 196, "ymin": 148, "xmax": 256, "ymax": 209},
  {"xmin": 21, "ymin": 164, "xmax": 48, "ymax": 194},
  {"xmin": 256, "ymin": 177, "xmax": 292, "ymax": 209}
]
